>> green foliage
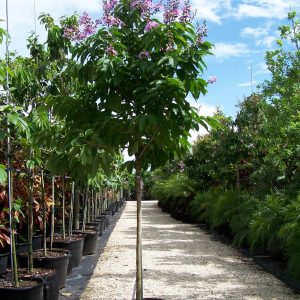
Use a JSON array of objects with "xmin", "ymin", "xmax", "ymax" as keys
[
  {"xmin": 152, "ymin": 173, "xmax": 196, "ymax": 201},
  {"xmin": 229, "ymin": 193, "xmax": 259, "ymax": 246},
  {"xmin": 279, "ymin": 196, "xmax": 300, "ymax": 278},
  {"xmin": 46, "ymin": 3, "xmax": 214, "ymax": 173},
  {"xmin": 248, "ymin": 194, "xmax": 286, "ymax": 252},
  {"xmin": 189, "ymin": 189, "xmax": 219, "ymax": 224},
  {"xmin": 0, "ymin": 164, "xmax": 7, "ymax": 185}
]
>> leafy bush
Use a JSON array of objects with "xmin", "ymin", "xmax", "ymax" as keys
[
  {"xmin": 279, "ymin": 196, "xmax": 300, "ymax": 278},
  {"xmin": 248, "ymin": 194, "xmax": 286, "ymax": 255},
  {"xmin": 152, "ymin": 173, "xmax": 196, "ymax": 220},
  {"xmin": 189, "ymin": 190, "xmax": 258, "ymax": 245},
  {"xmin": 229, "ymin": 192, "xmax": 259, "ymax": 246},
  {"xmin": 189, "ymin": 189, "xmax": 219, "ymax": 224}
]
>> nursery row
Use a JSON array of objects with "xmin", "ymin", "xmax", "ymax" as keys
[
  {"xmin": 0, "ymin": 195, "xmax": 126, "ymax": 300},
  {"xmin": 155, "ymin": 180, "xmax": 300, "ymax": 279}
]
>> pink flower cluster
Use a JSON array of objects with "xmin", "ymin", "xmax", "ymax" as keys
[
  {"xmin": 207, "ymin": 76, "xmax": 217, "ymax": 84},
  {"xmin": 106, "ymin": 45, "xmax": 118, "ymax": 56},
  {"xmin": 179, "ymin": 0, "xmax": 195, "ymax": 23},
  {"xmin": 130, "ymin": 0, "xmax": 162, "ymax": 19},
  {"xmin": 102, "ymin": 15, "xmax": 123, "ymax": 27},
  {"xmin": 63, "ymin": 12, "xmax": 99, "ymax": 42},
  {"xmin": 195, "ymin": 20, "xmax": 207, "ymax": 45},
  {"xmin": 138, "ymin": 51, "xmax": 150, "ymax": 59},
  {"xmin": 145, "ymin": 21, "xmax": 159, "ymax": 32},
  {"xmin": 163, "ymin": 0, "xmax": 181, "ymax": 24},
  {"xmin": 101, "ymin": 0, "xmax": 123, "ymax": 27},
  {"xmin": 163, "ymin": 0, "xmax": 195, "ymax": 24},
  {"xmin": 103, "ymin": 0, "xmax": 118, "ymax": 11}
]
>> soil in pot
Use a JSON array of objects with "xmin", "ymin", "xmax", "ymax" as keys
[
  {"xmin": 0, "ymin": 276, "xmax": 44, "ymax": 300},
  {"xmin": 3, "ymin": 268, "xmax": 59, "ymax": 300},
  {"xmin": 48, "ymin": 235, "xmax": 84, "ymax": 269},
  {"xmin": 72, "ymin": 230, "xmax": 99, "ymax": 255},
  {"xmin": 18, "ymin": 249, "xmax": 69, "ymax": 289}
]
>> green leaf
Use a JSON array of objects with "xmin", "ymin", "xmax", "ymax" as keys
[
  {"xmin": 80, "ymin": 145, "xmax": 93, "ymax": 165},
  {"xmin": 7, "ymin": 112, "xmax": 19, "ymax": 125},
  {"xmin": 139, "ymin": 116, "xmax": 148, "ymax": 132},
  {"xmin": 0, "ymin": 164, "xmax": 7, "ymax": 185}
]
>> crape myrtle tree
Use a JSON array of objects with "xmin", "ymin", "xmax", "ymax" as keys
[{"xmin": 46, "ymin": 1, "xmax": 215, "ymax": 298}]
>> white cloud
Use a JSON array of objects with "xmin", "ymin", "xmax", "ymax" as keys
[
  {"xmin": 233, "ymin": 0, "xmax": 300, "ymax": 20},
  {"xmin": 213, "ymin": 42, "xmax": 251, "ymax": 59},
  {"xmin": 189, "ymin": 102, "xmax": 217, "ymax": 141},
  {"xmin": 238, "ymin": 80, "xmax": 258, "ymax": 87},
  {"xmin": 191, "ymin": 0, "xmax": 300, "ymax": 24},
  {"xmin": 240, "ymin": 22, "xmax": 277, "ymax": 49},
  {"xmin": 256, "ymin": 35, "xmax": 277, "ymax": 48},
  {"xmin": 241, "ymin": 25, "xmax": 270, "ymax": 39},
  {"xmin": 253, "ymin": 62, "xmax": 270, "ymax": 76},
  {"xmin": 191, "ymin": 0, "xmax": 233, "ymax": 24}
]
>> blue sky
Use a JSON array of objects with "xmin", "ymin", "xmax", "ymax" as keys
[{"xmin": 0, "ymin": 0, "xmax": 299, "ymax": 120}]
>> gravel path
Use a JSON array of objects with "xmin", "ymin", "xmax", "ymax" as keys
[{"xmin": 82, "ymin": 201, "xmax": 300, "ymax": 300}]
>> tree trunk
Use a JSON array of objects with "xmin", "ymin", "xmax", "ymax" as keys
[
  {"xmin": 8, "ymin": 152, "xmax": 19, "ymax": 287},
  {"xmin": 135, "ymin": 157, "xmax": 143, "ymax": 300},
  {"xmin": 87, "ymin": 189, "xmax": 91, "ymax": 223},
  {"xmin": 41, "ymin": 169, "xmax": 47, "ymax": 257},
  {"xmin": 68, "ymin": 182, "xmax": 75, "ymax": 236},
  {"xmin": 62, "ymin": 175, "xmax": 66, "ymax": 240},
  {"xmin": 73, "ymin": 185, "xmax": 80, "ymax": 230},
  {"xmin": 50, "ymin": 176, "xmax": 55, "ymax": 250},
  {"xmin": 82, "ymin": 185, "xmax": 89, "ymax": 232},
  {"xmin": 27, "ymin": 168, "xmax": 34, "ymax": 273}
]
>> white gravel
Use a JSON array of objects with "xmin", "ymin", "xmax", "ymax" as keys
[{"xmin": 82, "ymin": 201, "xmax": 300, "ymax": 300}]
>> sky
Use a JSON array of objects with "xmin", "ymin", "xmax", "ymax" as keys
[{"xmin": 0, "ymin": 0, "xmax": 299, "ymax": 122}]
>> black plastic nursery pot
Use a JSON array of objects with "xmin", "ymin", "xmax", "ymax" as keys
[
  {"xmin": 7, "ymin": 242, "xmax": 28, "ymax": 268},
  {"xmin": 99, "ymin": 218, "xmax": 105, "ymax": 236},
  {"xmin": 94, "ymin": 215, "xmax": 107, "ymax": 231},
  {"xmin": 85, "ymin": 221, "xmax": 101, "ymax": 231},
  {"xmin": 7, "ymin": 268, "xmax": 59, "ymax": 300},
  {"xmin": 0, "ymin": 277, "xmax": 44, "ymax": 300},
  {"xmin": 42, "ymin": 268, "xmax": 59, "ymax": 300},
  {"xmin": 73, "ymin": 230, "xmax": 98, "ymax": 256},
  {"xmin": 0, "ymin": 252, "xmax": 9, "ymax": 274},
  {"xmin": 32, "ymin": 235, "xmax": 43, "ymax": 250},
  {"xmin": 50, "ymin": 235, "xmax": 84, "ymax": 269},
  {"xmin": 101, "ymin": 212, "xmax": 112, "ymax": 226},
  {"xmin": 18, "ymin": 249, "xmax": 70, "ymax": 289},
  {"xmin": 111, "ymin": 204, "xmax": 116, "ymax": 216},
  {"xmin": 115, "ymin": 202, "xmax": 119, "ymax": 213}
]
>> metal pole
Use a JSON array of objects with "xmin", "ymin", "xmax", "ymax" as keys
[{"xmin": 34, "ymin": 0, "xmax": 37, "ymax": 36}]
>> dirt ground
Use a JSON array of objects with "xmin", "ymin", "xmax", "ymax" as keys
[{"xmin": 81, "ymin": 201, "xmax": 300, "ymax": 300}]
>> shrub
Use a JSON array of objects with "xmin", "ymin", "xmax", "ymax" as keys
[
  {"xmin": 189, "ymin": 189, "xmax": 219, "ymax": 224},
  {"xmin": 152, "ymin": 173, "xmax": 196, "ymax": 218},
  {"xmin": 279, "ymin": 195, "xmax": 300, "ymax": 278},
  {"xmin": 248, "ymin": 194, "xmax": 286, "ymax": 255}
]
